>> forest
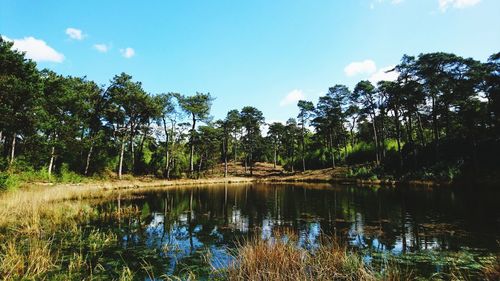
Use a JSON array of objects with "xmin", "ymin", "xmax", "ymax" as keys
[{"xmin": 1, "ymin": 36, "xmax": 499, "ymax": 187}]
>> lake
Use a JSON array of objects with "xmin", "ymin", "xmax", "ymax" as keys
[{"xmin": 86, "ymin": 183, "xmax": 500, "ymax": 279}]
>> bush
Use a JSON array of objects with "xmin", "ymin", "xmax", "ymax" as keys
[
  {"xmin": 347, "ymin": 165, "xmax": 378, "ymax": 180},
  {"xmin": 0, "ymin": 172, "xmax": 20, "ymax": 191},
  {"xmin": 58, "ymin": 163, "xmax": 84, "ymax": 183},
  {"xmin": 17, "ymin": 167, "xmax": 50, "ymax": 182}
]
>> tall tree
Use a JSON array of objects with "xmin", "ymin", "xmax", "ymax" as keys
[
  {"xmin": 240, "ymin": 106, "xmax": 264, "ymax": 175},
  {"xmin": 283, "ymin": 118, "xmax": 300, "ymax": 171},
  {"xmin": 177, "ymin": 93, "xmax": 213, "ymax": 177},
  {"xmin": 107, "ymin": 73, "xmax": 151, "ymax": 179},
  {"xmin": 267, "ymin": 122, "xmax": 286, "ymax": 168},
  {"xmin": 154, "ymin": 93, "xmax": 177, "ymax": 178},
  {"xmin": 0, "ymin": 37, "xmax": 41, "ymax": 165},
  {"xmin": 225, "ymin": 109, "xmax": 241, "ymax": 162},
  {"xmin": 297, "ymin": 100, "xmax": 315, "ymax": 172},
  {"xmin": 353, "ymin": 81, "xmax": 380, "ymax": 164}
]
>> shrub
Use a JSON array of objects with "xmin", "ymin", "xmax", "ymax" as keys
[
  {"xmin": 347, "ymin": 166, "xmax": 378, "ymax": 180},
  {"xmin": 58, "ymin": 163, "xmax": 84, "ymax": 183},
  {"xmin": 0, "ymin": 172, "xmax": 20, "ymax": 191}
]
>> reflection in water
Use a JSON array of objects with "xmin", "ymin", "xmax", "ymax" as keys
[{"xmin": 93, "ymin": 183, "xmax": 500, "ymax": 277}]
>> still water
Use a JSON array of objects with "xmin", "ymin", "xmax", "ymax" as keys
[{"xmin": 89, "ymin": 183, "xmax": 500, "ymax": 279}]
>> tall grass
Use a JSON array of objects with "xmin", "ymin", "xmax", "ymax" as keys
[
  {"xmin": 215, "ymin": 231, "xmax": 499, "ymax": 281},
  {"xmin": 215, "ymin": 232, "xmax": 412, "ymax": 281}
]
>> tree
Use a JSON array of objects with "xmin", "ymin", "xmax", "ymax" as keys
[
  {"xmin": 225, "ymin": 109, "xmax": 241, "ymax": 162},
  {"xmin": 378, "ymin": 80, "xmax": 403, "ymax": 168},
  {"xmin": 485, "ymin": 52, "xmax": 500, "ymax": 134},
  {"xmin": 297, "ymin": 100, "xmax": 315, "ymax": 172},
  {"xmin": 239, "ymin": 106, "xmax": 264, "ymax": 175},
  {"xmin": 216, "ymin": 119, "xmax": 230, "ymax": 177},
  {"xmin": 0, "ymin": 37, "xmax": 41, "ymax": 165},
  {"xmin": 177, "ymin": 92, "xmax": 213, "ymax": 177},
  {"xmin": 267, "ymin": 122, "xmax": 286, "ymax": 168},
  {"xmin": 107, "ymin": 73, "xmax": 152, "ymax": 179},
  {"xmin": 312, "ymin": 85, "xmax": 350, "ymax": 168},
  {"xmin": 154, "ymin": 93, "xmax": 177, "ymax": 178},
  {"xmin": 353, "ymin": 81, "xmax": 380, "ymax": 164},
  {"xmin": 194, "ymin": 124, "xmax": 221, "ymax": 176},
  {"xmin": 283, "ymin": 118, "xmax": 300, "ymax": 171},
  {"xmin": 40, "ymin": 72, "xmax": 86, "ymax": 178}
]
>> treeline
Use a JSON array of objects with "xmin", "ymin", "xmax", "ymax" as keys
[{"xmin": 1, "ymin": 36, "xmax": 499, "ymax": 183}]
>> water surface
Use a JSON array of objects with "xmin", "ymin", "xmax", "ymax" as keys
[{"xmin": 88, "ymin": 183, "xmax": 500, "ymax": 279}]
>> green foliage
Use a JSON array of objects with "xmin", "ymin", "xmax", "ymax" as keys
[
  {"xmin": 0, "ymin": 172, "xmax": 20, "ymax": 191},
  {"xmin": 1, "ymin": 34, "xmax": 499, "ymax": 184},
  {"xmin": 347, "ymin": 166, "xmax": 379, "ymax": 180},
  {"xmin": 58, "ymin": 163, "xmax": 84, "ymax": 183}
]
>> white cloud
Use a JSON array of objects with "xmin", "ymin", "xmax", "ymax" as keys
[
  {"xmin": 120, "ymin": 47, "xmax": 135, "ymax": 58},
  {"xmin": 368, "ymin": 65, "xmax": 399, "ymax": 84},
  {"xmin": 65, "ymin": 28, "xmax": 84, "ymax": 40},
  {"xmin": 2, "ymin": 36, "xmax": 64, "ymax": 63},
  {"xmin": 280, "ymin": 89, "xmax": 305, "ymax": 107},
  {"xmin": 93, "ymin": 43, "xmax": 110, "ymax": 53},
  {"xmin": 439, "ymin": 0, "xmax": 480, "ymax": 11},
  {"xmin": 344, "ymin": 59, "xmax": 377, "ymax": 77}
]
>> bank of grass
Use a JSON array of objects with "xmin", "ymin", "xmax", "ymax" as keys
[
  {"xmin": 215, "ymin": 232, "xmax": 499, "ymax": 281},
  {"xmin": 215, "ymin": 232, "xmax": 394, "ymax": 281}
]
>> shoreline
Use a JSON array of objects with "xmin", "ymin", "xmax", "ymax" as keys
[{"xmin": 19, "ymin": 173, "xmax": 453, "ymax": 192}]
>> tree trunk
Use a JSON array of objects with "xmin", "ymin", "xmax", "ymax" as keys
[
  {"xmin": 118, "ymin": 138, "xmax": 125, "ymax": 179},
  {"xmin": 234, "ymin": 132, "xmax": 237, "ymax": 162},
  {"xmin": 343, "ymin": 135, "xmax": 348, "ymax": 160},
  {"xmin": 407, "ymin": 114, "xmax": 417, "ymax": 168},
  {"xmin": 223, "ymin": 133, "xmax": 228, "ymax": 178},
  {"xmin": 350, "ymin": 117, "xmax": 357, "ymax": 148},
  {"xmin": 371, "ymin": 115, "xmax": 380, "ymax": 165},
  {"xmin": 394, "ymin": 108, "xmax": 403, "ymax": 169},
  {"xmin": 84, "ymin": 141, "xmax": 94, "ymax": 176},
  {"xmin": 249, "ymin": 148, "xmax": 253, "ymax": 176},
  {"xmin": 9, "ymin": 133, "xmax": 16, "ymax": 165},
  {"xmin": 162, "ymin": 117, "xmax": 170, "ymax": 178},
  {"xmin": 380, "ymin": 111, "xmax": 386, "ymax": 160},
  {"xmin": 168, "ymin": 118, "xmax": 176, "ymax": 179},
  {"xmin": 301, "ymin": 123, "xmax": 306, "ymax": 172},
  {"xmin": 431, "ymin": 94, "xmax": 439, "ymax": 161},
  {"xmin": 416, "ymin": 112, "xmax": 425, "ymax": 147},
  {"xmin": 244, "ymin": 156, "xmax": 248, "ymax": 173},
  {"xmin": 139, "ymin": 124, "xmax": 149, "ymax": 155},
  {"xmin": 130, "ymin": 123, "xmax": 135, "ymax": 173},
  {"xmin": 189, "ymin": 114, "xmax": 196, "ymax": 176},
  {"xmin": 197, "ymin": 154, "xmax": 203, "ymax": 176},
  {"xmin": 273, "ymin": 144, "xmax": 277, "ymax": 169},
  {"xmin": 48, "ymin": 146, "xmax": 56, "ymax": 180},
  {"xmin": 329, "ymin": 133, "xmax": 336, "ymax": 169}
]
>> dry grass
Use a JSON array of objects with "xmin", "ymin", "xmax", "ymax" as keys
[
  {"xmin": 482, "ymin": 256, "xmax": 500, "ymax": 281},
  {"xmin": 217, "ymin": 232, "xmax": 413, "ymax": 281}
]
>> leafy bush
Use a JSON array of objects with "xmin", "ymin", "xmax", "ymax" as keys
[
  {"xmin": 347, "ymin": 166, "xmax": 378, "ymax": 180},
  {"xmin": 58, "ymin": 163, "xmax": 84, "ymax": 183},
  {"xmin": 17, "ymin": 167, "xmax": 50, "ymax": 182},
  {"xmin": 0, "ymin": 172, "xmax": 20, "ymax": 191}
]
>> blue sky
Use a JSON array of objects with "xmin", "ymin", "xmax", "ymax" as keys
[{"xmin": 1, "ymin": 0, "xmax": 499, "ymax": 123}]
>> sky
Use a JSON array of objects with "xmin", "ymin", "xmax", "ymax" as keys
[{"xmin": 1, "ymin": 0, "xmax": 499, "ymax": 123}]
